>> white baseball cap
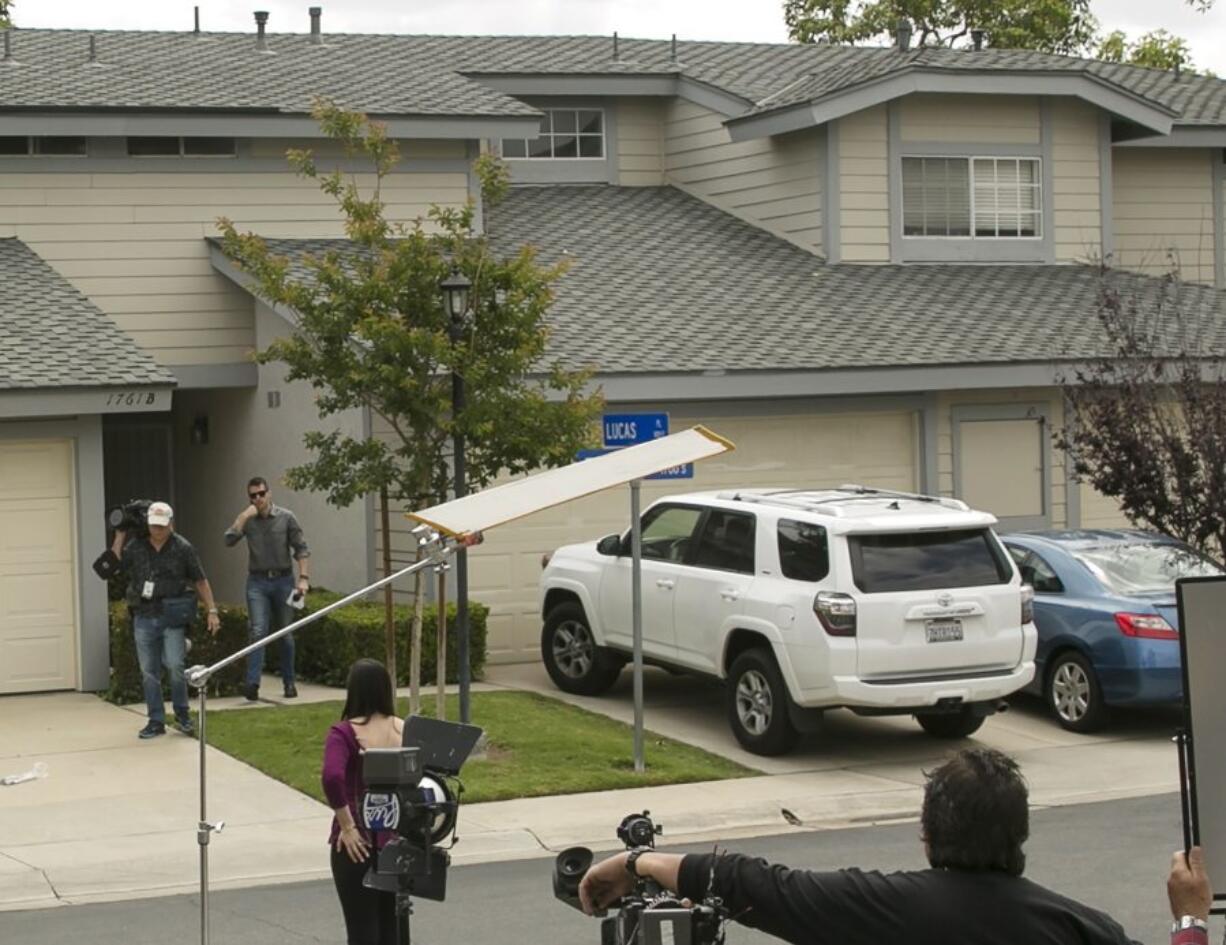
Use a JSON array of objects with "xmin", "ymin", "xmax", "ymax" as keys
[{"xmin": 147, "ymin": 501, "xmax": 174, "ymax": 526}]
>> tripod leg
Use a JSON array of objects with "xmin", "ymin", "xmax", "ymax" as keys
[{"xmin": 396, "ymin": 892, "xmax": 412, "ymax": 945}]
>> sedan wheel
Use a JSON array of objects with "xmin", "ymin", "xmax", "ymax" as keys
[{"xmin": 1046, "ymin": 651, "xmax": 1108, "ymax": 733}]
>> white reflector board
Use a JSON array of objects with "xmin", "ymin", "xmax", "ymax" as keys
[
  {"xmin": 407, "ymin": 425, "xmax": 734, "ymax": 538},
  {"xmin": 1176, "ymin": 575, "xmax": 1226, "ymax": 909}
]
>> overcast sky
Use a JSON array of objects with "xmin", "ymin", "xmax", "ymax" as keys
[{"xmin": 15, "ymin": 1, "xmax": 1226, "ymax": 74}]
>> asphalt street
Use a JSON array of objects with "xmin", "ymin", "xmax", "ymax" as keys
[{"xmin": 0, "ymin": 791, "xmax": 1191, "ymax": 945}]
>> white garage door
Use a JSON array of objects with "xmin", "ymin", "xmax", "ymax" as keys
[
  {"xmin": 469, "ymin": 410, "xmax": 919, "ymax": 662},
  {"xmin": 1079, "ymin": 480, "xmax": 1131, "ymax": 529},
  {"xmin": 0, "ymin": 439, "xmax": 79, "ymax": 693}
]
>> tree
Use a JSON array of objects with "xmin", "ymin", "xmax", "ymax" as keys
[
  {"xmin": 1055, "ymin": 268, "xmax": 1226, "ymax": 560},
  {"xmin": 218, "ymin": 101, "xmax": 602, "ymax": 698},
  {"xmin": 0, "ymin": 0, "xmax": 12, "ymax": 29},
  {"xmin": 783, "ymin": 0, "xmax": 1214, "ymax": 59},
  {"xmin": 1096, "ymin": 29, "xmax": 1194, "ymax": 72}
]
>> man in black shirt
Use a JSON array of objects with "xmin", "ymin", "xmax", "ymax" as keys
[
  {"xmin": 111, "ymin": 502, "xmax": 221, "ymax": 738},
  {"xmin": 579, "ymin": 748, "xmax": 1211, "ymax": 945}
]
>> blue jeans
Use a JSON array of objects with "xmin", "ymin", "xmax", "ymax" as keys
[
  {"xmin": 245, "ymin": 573, "xmax": 296, "ymax": 688},
  {"xmin": 133, "ymin": 613, "xmax": 189, "ymax": 723}
]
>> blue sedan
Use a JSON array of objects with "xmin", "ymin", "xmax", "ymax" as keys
[{"xmin": 1001, "ymin": 530, "xmax": 1222, "ymax": 732}]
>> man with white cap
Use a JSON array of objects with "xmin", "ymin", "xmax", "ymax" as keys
[{"xmin": 110, "ymin": 501, "xmax": 221, "ymax": 738}]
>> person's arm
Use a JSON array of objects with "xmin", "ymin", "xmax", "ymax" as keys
[
  {"xmin": 322, "ymin": 726, "xmax": 369, "ymax": 864},
  {"xmin": 111, "ymin": 529, "xmax": 127, "ymax": 559},
  {"xmin": 194, "ymin": 579, "xmax": 221, "ymax": 636},
  {"xmin": 1168, "ymin": 847, "xmax": 1211, "ymax": 945},
  {"xmin": 579, "ymin": 851, "xmax": 683, "ymax": 915},
  {"xmin": 287, "ymin": 512, "xmax": 310, "ymax": 591},
  {"xmin": 224, "ymin": 506, "xmax": 257, "ymax": 547}
]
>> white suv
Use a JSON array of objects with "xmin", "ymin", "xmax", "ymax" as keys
[{"xmin": 539, "ymin": 485, "xmax": 1037, "ymax": 755}]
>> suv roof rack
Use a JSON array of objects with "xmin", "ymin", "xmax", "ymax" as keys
[{"xmin": 716, "ymin": 484, "xmax": 969, "ymax": 517}]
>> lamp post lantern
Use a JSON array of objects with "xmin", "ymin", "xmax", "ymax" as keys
[{"xmin": 440, "ymin": 267, "xmax": 474, "ymax": 724}]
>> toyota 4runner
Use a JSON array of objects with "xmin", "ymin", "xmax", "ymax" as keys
[{"xmin": 539, "ymin": 485, "xmax": 1037, "ymax": 755}]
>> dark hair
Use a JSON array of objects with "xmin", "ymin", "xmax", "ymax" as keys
[
  {"xmin": 921, "ymin": 748, "xmax": 1029, "ymax": 876},
  {"xmin": 247, "ymin": 476, "xmax": 269, "ymax": 491},
  {"xmin": 341, "ymin": 658, "xmax": 396, "ymax": 721}
]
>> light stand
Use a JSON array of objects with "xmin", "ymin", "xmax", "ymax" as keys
[{"xmin": 185, "ymin": 527, "xmax": 455, "ymax": 945}]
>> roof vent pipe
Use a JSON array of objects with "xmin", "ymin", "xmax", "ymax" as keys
[
  {"xmin": 896, "ymin": 18, "xmax": 912, "ymax": 51},
  {"xmin": 254, "ymin": 10, "xmax": 270, "ymax": 50},
  {"xmin": 309, "ymin": 7, "xmax": 322, "ymax": 44},
  {"xmin": 612, "ymin": 31, "xmax": 619, "ymax": 62},
  {"xmin": 1174, "ymin": 59, "xmax": 1182, "ymax": 79},
  {"xmin": 88, "ymin": 34, "xmax": 97, "ymax": 63},
  {"xmin": 2, "ymin": 31, "xmax": 12, "ymax": 64},
  {"xmin": 670, "ymin": 33, "xmax": 677, "ymax": 63},
  {"xmin": 971, "ymin": 28, "xmax": 985, "ymax": 50},
  {"xmin": 194, "ymin": 6, "xmax": 200, "ymax": 34}
]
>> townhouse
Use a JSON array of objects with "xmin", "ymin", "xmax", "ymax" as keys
[{"xmin": 1, "ymin": 14, "xmax": 1224, "ymax": 691}]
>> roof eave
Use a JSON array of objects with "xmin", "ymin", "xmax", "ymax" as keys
[{"xmin": 463, "ymin": 71, "xmax": 753, "ymax": 118}]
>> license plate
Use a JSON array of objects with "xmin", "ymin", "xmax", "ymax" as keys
[{"xmin": 925, "ymin": 619, "xmax": 963, "ymax": 643}]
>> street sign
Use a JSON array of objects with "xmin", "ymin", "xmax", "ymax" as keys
[
  {"xmin": 603, "ymin": 412, "xmax": 669, "ymax": 447},
  {"xmin": 577, "ymin": 448, "xmax": 693, "ymax": 480}
]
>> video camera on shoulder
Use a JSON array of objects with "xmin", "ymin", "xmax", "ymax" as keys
[
  {"xmin": 360, "ymin": 715, "xmax": 483, "ymax": 903},
  {"xmin": 91, "ymin": 499, "xmax": 154, "ymax": 580},
  {"xmin": 553, "ymin": 811, "xmax": 726, "ymax": 945}
]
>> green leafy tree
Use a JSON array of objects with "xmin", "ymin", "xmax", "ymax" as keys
[
  {"xmin": 218, "ymin": 101, "xmax": 602, "ymax": 693},
  {"xmin": 0, "ymin": 0, "xmax": 12, "ymax": 29},
  {"xmin": 1096, "ymin": 29, "xmax": 1194, "ymax": 72}
]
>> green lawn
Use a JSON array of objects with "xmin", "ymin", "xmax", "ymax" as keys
[{"xmin": 203, "ymin": 691, "xmax": 757, "ymax": 804}]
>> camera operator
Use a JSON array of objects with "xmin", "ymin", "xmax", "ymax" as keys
[
  {"xmin": 110, "ymin": 501, "xmax": 220, "ymax": 739},
  {"xmin": 579, "ymin": 748, "xmax": 1212, "ymax": 945}
]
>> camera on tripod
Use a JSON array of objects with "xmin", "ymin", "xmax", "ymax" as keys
[{"xmin": 553, "ymin": 811, "xmax": 726, "ymax": 945}]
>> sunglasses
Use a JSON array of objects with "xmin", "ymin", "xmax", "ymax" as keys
[{"xmin": 248, "ymin": 489, "xmax": 268, "ymax": 500}]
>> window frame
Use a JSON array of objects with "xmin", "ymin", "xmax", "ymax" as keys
[
  {"xmin": 688, "ymin": 509, "xmax": 757, "ymax": 575},
  {"xmin": 633, "ymin": 502, "xmax": 708, "ymax": 565},
  {"xmin": 901, "ymin": 154, "xmax": 1044, "ymax": 242},
  {"xmin": 500, "ymin": 107, "xmax": 606, "ymax": 162},
  {"xmin": 0, "ymin": 135, "xmax": 88, "ymax": 157},
  {"xmin": 125, "ymin": 136, "xmax": 237, "ymax": 158}
]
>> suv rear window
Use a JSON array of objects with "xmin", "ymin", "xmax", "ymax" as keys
[{"xmin": 849, "ymin": 528, "xmax": 1012, "ymax": 593}]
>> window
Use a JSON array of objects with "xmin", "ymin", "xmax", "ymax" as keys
[
  {"xmin": 1007, "ymin": 547, "xmax": 1064, "ymax": 594},
  {"xmin": 1071, "ymin": 542, "xmax": 1222, "ymax": 596},
  {"xmin": 690, "ymin": 510, "xmax": 756, "ymax": 574},
  {"xmin": 639, "ymin": 504, "xmax": 703, "ymax": 563},
  {"xmin": 903, "ymin": 156, "xmax": 1041, "ymax": 239},
  {"xmin": 127, "ymin": 137, "xmax": 236, "ymax": 157},
  {"xmin": 0, "ymin": 136, "xmax": 87, "ymax": 156},
  {"xmin": 777, "ymin": 520, "xmax": 829, "ymax": 582},
  {"xmin": 849, "ymin": 528, "xmax": 1013, "ymax": 593},
  {"xmin": 501, "ymin": 109, "xmax": 604, "ymax": 160}
]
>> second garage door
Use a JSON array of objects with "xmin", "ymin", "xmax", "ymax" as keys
[{"xmin": 469, "ymin": 409, "xmax": 920, "ymax": 663}]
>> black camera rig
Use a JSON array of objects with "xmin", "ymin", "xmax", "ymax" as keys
[
  {"xmin": 553, "ymin": 811, "xmax": 727, "ymax": 945},
  {"xmin": 91, "ymin": 499, "xmax": 154, "ymax": 580}
]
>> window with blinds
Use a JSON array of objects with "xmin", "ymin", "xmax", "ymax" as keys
[{"xmin": 902, "ymin": 156, "xmax": 1042, "ymax": 239}]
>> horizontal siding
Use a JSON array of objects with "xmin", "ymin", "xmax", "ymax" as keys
[
  {"xmin": 0, "ymin": 163, "xmax": 470, "ymax": 367},
  {"xmin": 839, "ymin": 106, "xmax": 889, "ymax": 262},
  {"xmin": 1051, "ymin": 99, "xmax": 1102, "ymax": 264},
  {"xmin": 1112, "ymin": 148, "xmax": 1216, "ymax": 285},
  {"xmin": 616, "ymin": 98, "xmax": 664, "ymax": 186},
  {"xmin": 663, "ymin": 98, "xmax": 822, "ymax": 254},
  {"xmin": 899, "ymin": 94, "xmax": 1040, "ymax": 145}
]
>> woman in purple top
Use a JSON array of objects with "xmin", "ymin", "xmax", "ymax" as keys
[{"xmin": 321, "ymin": 658, "xmax": 404, "ymax": 945}]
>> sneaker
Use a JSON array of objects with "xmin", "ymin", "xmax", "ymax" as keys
[
  {"xmin": 283, "ymin": 683, "xmax": 298, "ymax": 699},
  {"xmin": 174, "ymin": 715, "xmax": 195, "ymax": 737},
  {"xmin": 138, "ymin": 721, "xmax": 166, "ymax": 739},
  {"xmin": 242, "ymin": 684, "xmax": 259, "ymax": 702}
]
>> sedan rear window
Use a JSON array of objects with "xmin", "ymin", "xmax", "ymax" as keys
[
  {"xmin": 849, "ymin": 528, "xmax": 1012, "ymax": 593},
  {"xmin": 1073, "ymin": 543, "xmax": 1223, "ymax": 596}
]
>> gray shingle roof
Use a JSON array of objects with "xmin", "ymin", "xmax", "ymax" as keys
[
  {"xmin": 3, "ymin": 30, "xmax": 1225, "ymax": 126},
  {"xmin": 0, "ymin": 238, "xmax": 175, "ymax": 390},
  {"xmin": 213, "ymin": 185, "xmax": 1226, "ymax": 376}
]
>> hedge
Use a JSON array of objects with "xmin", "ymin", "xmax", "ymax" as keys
[{"xmin": 104, "ymin": 589, "xmax": 487, "ymax": 705}]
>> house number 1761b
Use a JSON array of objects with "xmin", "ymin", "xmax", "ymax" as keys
[{"xmin": 105, "ymin": 391, "xmax": 158, "ymax": 407}]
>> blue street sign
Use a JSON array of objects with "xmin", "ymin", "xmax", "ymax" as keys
[
  {"xmin": 602, "ymin": 412, "xmax": 669, "ymax": 447},
  {"xmin": 576, "ymin": 448, "xmax": 693, "ymax": 480}
]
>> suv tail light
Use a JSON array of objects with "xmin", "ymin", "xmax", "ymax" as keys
[
  {"xmin": 1114, "ymin": 612, "xmax": 1178, "ymax": 640},
  {"xmin": 1021, "ymin": 584, "xmax": 1034, "ymax": 625},
  {"xmin": 814, "ymin": 591, "xmax": 857, "ymax": 637}
]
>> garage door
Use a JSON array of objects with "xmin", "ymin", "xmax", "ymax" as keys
[
  {"xmin": 0, "ymin": 439, "xmax": 78, "ymax": 693},
  {"xmin": 469, "ymin": 410, "xmax": 919, "ymax": 662},
  {"xmin": 1079, "ymin": 480, "xmax": 1130, "ymax": 529}
]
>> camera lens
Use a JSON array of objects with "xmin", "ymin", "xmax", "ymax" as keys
[
  {"xmin": 627, "ymin": 817, "xmax": 653, "ymax": 847},
  {"xmin": 557, "ymin": 847, "xmax": 592, "ymax": 879}
]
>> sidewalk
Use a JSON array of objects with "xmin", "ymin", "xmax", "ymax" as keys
[{"xmin": 0, "ymin": 665, "xmax": 1181, "ymax": 912}]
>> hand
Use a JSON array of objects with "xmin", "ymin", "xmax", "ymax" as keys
[
  {"xmin": 1169, "ymin": 847, "xmax": 1212, "ymax": 921},
  {"xmin": 335, "ymin": 825, "xmax": 370, "ymax": 865},
  {"xmin": 296, "ymin": 577, "xmax": 310, "ymax": 594},
  {"xmin": 579, "ymin": 853, "xmax": 633, "ymax": 916},
  {"xmin": 206, "ymin": 611, "xmax": 221, "ymax": 636},
  {"xmin": 239, "ymin": 504, "xmax": 259, "ymax": 522}
]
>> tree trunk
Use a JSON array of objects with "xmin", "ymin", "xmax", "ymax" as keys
[
  {"xmin": 409, "ymin": 548, "xmax": 424, "ymax": 716},
  {"xmin": 436, "ymin": 567, "xmax": 447, "ymax": 720},
  {"xmin": 380, "ymin": 485, "xmax": 396, "ymax": 693}
]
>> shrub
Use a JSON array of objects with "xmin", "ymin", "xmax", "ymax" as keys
[{"xmin": 103, "ymin": 589, "xmax": 487, "ymax": 704}]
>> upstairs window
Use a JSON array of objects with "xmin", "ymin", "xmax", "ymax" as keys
[
  {"xmin": 0, "ymin": 136, "xmax": 87, "ymax": 156},
  {"xmin": 903, "ymin": 156, "xmax": 1041, "ymax": 239},
  {"xmin": 127, "ymin": 137, "xmax": 236, "ymax": 157},
  {"xmin": 501, "ymin": 109, "xmax": 604, "ymax": 160}
]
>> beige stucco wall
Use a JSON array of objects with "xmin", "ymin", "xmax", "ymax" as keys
[
  {"xmin": 0, "ymin": 139, "xmax": 470, "ymax": 369},
  {"xmin": 1112, "ymin": 147, "xmax": 1217, "ymax": 284},
  {"xmin": 662, "ymin": 99, "xmax": 823, "ymax": 254}
]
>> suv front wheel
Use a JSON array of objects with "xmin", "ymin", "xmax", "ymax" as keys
[
  {"xmin": 541, "ymin": 601, "xmax": 624, "ymax": 695},
  {"xmin": 727, "ymin": 648, "xmax": 799, "ymax": 756}
]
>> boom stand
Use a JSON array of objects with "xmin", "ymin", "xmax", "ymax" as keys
[{"xmin": 184, "ymin": 528, "xmax": 455, "ymax": 945}]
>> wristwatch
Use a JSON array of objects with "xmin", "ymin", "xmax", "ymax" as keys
[
  {"xmin": 1171, "ymin": 916, "xmax": 1208, "ymax": 933},
  {"xmin": 625, "ymin": 848, "xmax": 649, "ymax": 878}
]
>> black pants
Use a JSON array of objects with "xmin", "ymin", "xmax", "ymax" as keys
[{"xmin": 331, "ymin": 847, "xmax": 397, "ymax": 945}]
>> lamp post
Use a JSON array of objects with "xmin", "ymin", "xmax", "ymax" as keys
[{"xmin": 440, "ymin": 267, "xmax": 473, "ymax": 724}]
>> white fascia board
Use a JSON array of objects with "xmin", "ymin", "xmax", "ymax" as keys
[
  {"xmin": 726, "ymin": 70, "xmax": 1176, "ymax": 142},
  {"xmin": 0, "ymin": 385, "xmax": 174, "ymax": 419},
  {"xmin": 1115, "ymin": 126, "xmax": 1226, "ymax": 148},
  {"xmin": 0, "ymin": 112, "xmax": 542, "ymax": 139}
]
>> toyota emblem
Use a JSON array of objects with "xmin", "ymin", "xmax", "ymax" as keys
[{"xmin": 937, "ymin": 592, "xmax": 953, "ymax": 608}]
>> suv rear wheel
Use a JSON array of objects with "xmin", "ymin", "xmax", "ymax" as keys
[
  {"xmin": 541, "ymin": 602, "xmax": 623, "ymax": 695},
  {"xmin": 727, "ymin": 648, "xmax": 799, "ymax": 756},
  {"xmin": 915, "ymin": 705, "xmax": 985, "ymax": 739}
]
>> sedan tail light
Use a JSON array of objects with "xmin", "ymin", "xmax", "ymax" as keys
[
  {"xmin": 814, "ymin": 591, "xmax": 857, "ymax": 637},
  {"xmin": 1021, "ymin": 584, "xmax": 1034, "ymax": 625},
  {"xmin": 1114, "ymin": 612, "xmax": 1178, "ymax": 640}
]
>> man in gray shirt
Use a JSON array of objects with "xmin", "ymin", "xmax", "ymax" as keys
[{"xmin": 225, "ymin": 476, "xmax": 311, "ymax": 700}]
